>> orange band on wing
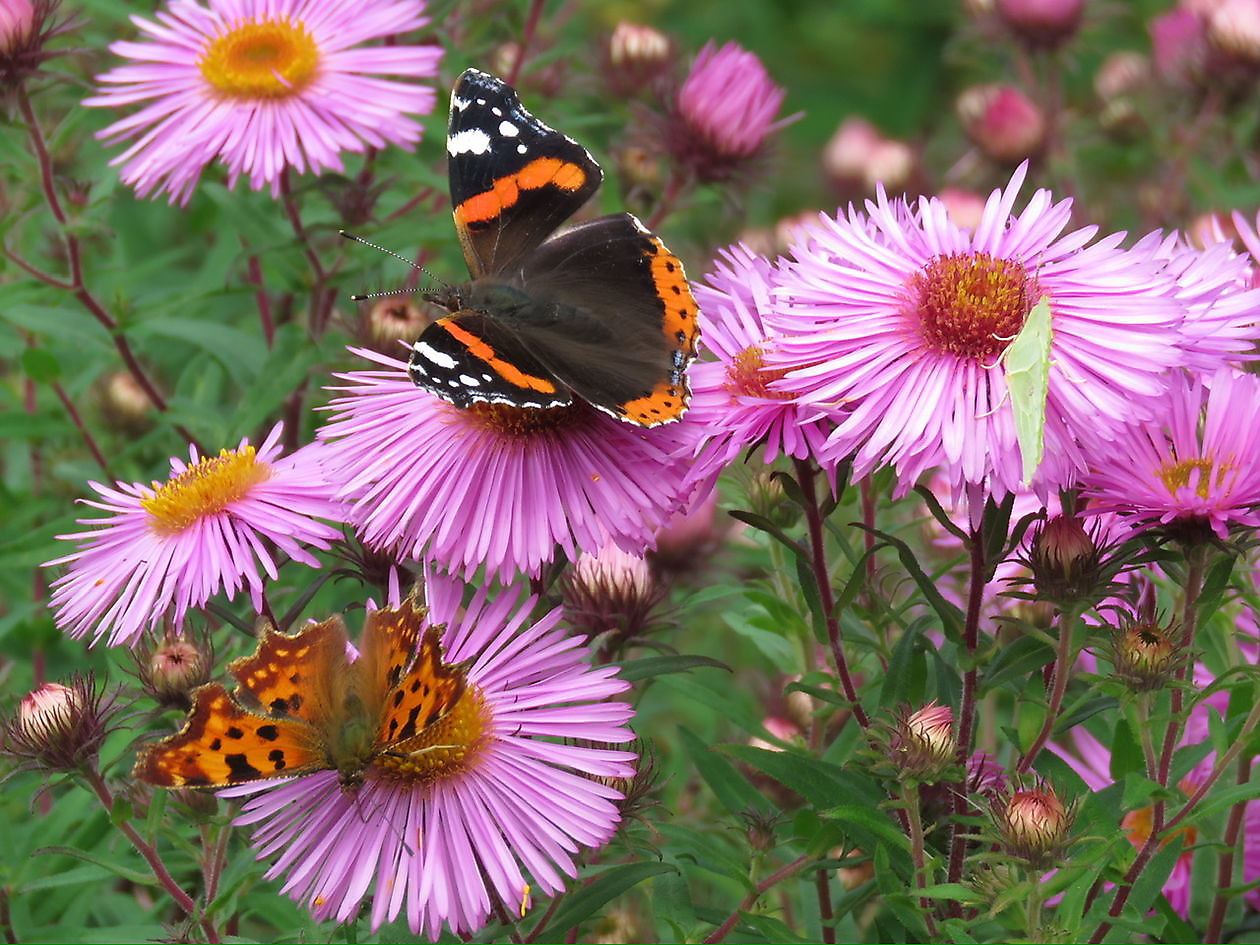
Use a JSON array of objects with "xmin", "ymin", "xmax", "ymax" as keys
[
  {"xmin": 439, "ymin": 319, "xmax": 559, "ymax": 394},
  {"xmin": 619, "ymin": 378, "xmax": 688, "ymax": 426},
  {"xmin": 454, "ymin": 157, "xmax": 589, "ymax": 225},
  {"xmin": 647, "ymin": 238, "xmax": 700, "ymax": 355}
]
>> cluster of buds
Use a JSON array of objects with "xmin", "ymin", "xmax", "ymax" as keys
[{"xmin": 1, "ymin": 675, "xmax": 118, "ymax": 774}]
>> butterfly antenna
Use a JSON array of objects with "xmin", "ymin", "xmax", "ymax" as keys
[{"xmin": 339, "ymin": 230, "xmax": 448, "ymax": 301}]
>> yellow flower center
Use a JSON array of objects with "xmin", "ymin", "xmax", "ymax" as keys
[
  {"xmin": 911, "ymin": 252, "xmax": 1034, "ymax": 361},
  {"xmin": 725, "ymin": 345, "xmax": 791, "ymax": 400},
  {"xmin": 142, "ymin": 446, "xmax": 271, "ymax": 535},
  {"xmin": 374, "ymin": 686, "xmax": 493, "ymax": 783},
  {"xmin": 1158, "ymin": 456, "xmax": 1234, "ymax": 500},
  {"xmin": 198, "ymin": 17, "xmax": 319, "ymax": 99},
  {"xmin": 466, "ymin": 401, "xmax": 588, "ymax": 438}
]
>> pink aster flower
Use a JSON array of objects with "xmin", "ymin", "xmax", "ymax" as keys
[
  {"xmin": 222, "ymin": 573, "xmax": 636, "ymax": 939},
  {"xmin": 84, "ymin": 0, "xmax": 442, "ymax": 204},
  {"xmin": 768, "ymin": 163, "xmax": 1191, "ymax": 503},
  {"xmin": 45, "ymin": 424, "xmax": 344, "ymax": 647},
  {"xmin": 1079, "ymin": 367, "xmax": 1260, "ymax": 540},
  {"xmin": 668, "ymin": 40, "xmax": 788, "ymax": 181},
  {"xmin": 317, "ymin": 348, "xmax": 697, "ymax": 582},
  {"xmin": 684, "ymin": 244, "xmax": 834, "ymax": 488},
  {"xmin": 1049, "ymin": 711, "xmax": 1260, "ymax": 917}
]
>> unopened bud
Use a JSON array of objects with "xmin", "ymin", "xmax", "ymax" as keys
[
  {"xmin": 99, "ymin": 371, "xmax": 157, "ymax": 433},
  {"xmin": 606, "ymin": 22, "xmax": 673, "ymax": 95},
  {"xmin": 1028, "ymin": 514, "xmax": 1099, "ymax": 601},
  {"xmin": 995, "ymin": 0, "xmax": 1085, "ymax": 49},
  {"xmin": 1109, "ymin": 617, "xmax": 1184, "ymax": 692},
  {"xmin": 892, "ymin": 702, "xmax": 957, "ymax": 780},
  {"xmin": 958, "ymin": 84, "xmax": 1047, "ymax": 164},
  {"xmin": 1209, "ymin": 0, "xmax": 1260, "ymax": 66},
  {"xmin": 994, "ymin": 784, "xmax": 1074, "ymax": 868},
  {"xmin": 0, "ymin": 0, "xmax": 35, "ymax": 55},
  {"xmin": 362, "ymin": 295, "xmax": 429, "ymax": 350},
  {"xmin": 141, "ymin": 635, "xmax": 212, "ymax": 708},
  {"xmin": 2, "ymin": 675, "xmax": 116, "ymax": 772},
  {"xmin": 563, "ymin": 543, "xmax": 666, "ymax": 648}
]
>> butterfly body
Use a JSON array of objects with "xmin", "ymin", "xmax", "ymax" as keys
[
  {"xmin": 135, "ymin": 599, "xmax": 468, "ymax": 791},
  {"xmin": 407, "ymin": 69, "xmax": 700, "ymax": 427}
]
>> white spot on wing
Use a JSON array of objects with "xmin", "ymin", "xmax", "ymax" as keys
[
  {"xmin": 517, "ymin": 144, "xmax": 527, "ymax": 154},
  {"xmin": 448, "ymin": 128, "xmax": 492, "ymax": 155},
  {"xmin": 414, "ymin": 342, "xmax": 458, "ymax": 369},
  {"xmin": 499, "ymin": 120, "xmax": 519, "ymax": 137},
  {"xmin": 458, "ymin": 374, "xmax": 481, "ymax": 387}
]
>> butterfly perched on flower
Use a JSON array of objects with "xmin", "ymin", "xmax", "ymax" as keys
[
  {"xmin": 134, "ymin": 597, "xmax": 469, "ymax": 790},
  {"xmin": 406, "ymin": 68, "xmax": 701, "ymax": 427}
]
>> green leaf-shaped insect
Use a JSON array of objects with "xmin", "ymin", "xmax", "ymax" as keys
[{"xmin": 1000, "ymin": 294, "xmax": 1053, "ymax": 485}]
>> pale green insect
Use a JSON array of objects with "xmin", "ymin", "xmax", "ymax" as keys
[{"xmin": 998, "ymin": 294, "xmax": 1053, "ymax": 485}]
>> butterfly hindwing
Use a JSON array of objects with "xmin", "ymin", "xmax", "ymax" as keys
[
  {"xmin": 134, "ymin": 683, "xmax": 327, "ymax": 787},
  {"xmin": 502, "ymin": 213, "xmax": 699, "ymax": 425},
  {"xmin": 377, "ymin": 627, "xmax": 467, "ymax": 749},
  {"xmin": 448, "ymin": 68, "xmax": 602, "ymax": 278}
]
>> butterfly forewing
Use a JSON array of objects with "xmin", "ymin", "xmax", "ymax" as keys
[
  {"xmin": 134, "ymin": 683, "xmax": 328, "ymax": 787},
  {"xmin": 377, "ymin": 628, "xmax": 467, "ymax": 748},
  {"xmin": 229, "ymin": 618, "xmax": 352, "ymax": 727},
  {"xmin": 448, "ymin": 69, "xmax": 602, "ymax": 278},
  {"xmin": 408, "ymin": 312, "xmax": 574, "ymax": 410}
]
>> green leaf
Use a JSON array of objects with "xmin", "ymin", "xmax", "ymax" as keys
[
  {"xmin": 679, "ymin": 727, "xmax": 771, "ymax": 816},
  {"xmin": 532, "ymin": 862, "xmax": 676, "ymax": 941},
  {"xmin": 979, "ymin": 634, "xmax": 1054, "ymax": 692},
  {"xmin": 32, "ymin": 846, "xmax": 157, "ymax": 887},
  {"xmin": 21, "ymin": 347, "xmax": 61, "ymax": 382},
  {"xmin": 1108, "ymin": 719, "xmax": 1145, "ymax": 781},
  {"xmin": 880, "ymin": 619, "xmax": 927, "ymax": 708},
  {"xmin": 858, "ymin": 528, "xmax": 963, "ymax": 640},
  {"xmin": 130, "ymin": 317, "xmax": 265, "ymax": 379},
  {"xmin": 614, "ymin": 654, "xmax": 730, "ymax": 683}
]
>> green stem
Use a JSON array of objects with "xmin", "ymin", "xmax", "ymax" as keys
[
  {"xmin": 1016, "ymin": 604, "xmax": 1084, "ymax": 774},
  {"xmin": 703, "ymin": 853, "xmax": 816, "ymax": 944},
  {"xmin": 903, "ymin": 783, "xmax": 941, "ymax": 939}
]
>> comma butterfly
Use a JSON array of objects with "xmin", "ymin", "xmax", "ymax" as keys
[{"xmin": 134, "ymin": 597, "xmax": 468, "ymax": 790}]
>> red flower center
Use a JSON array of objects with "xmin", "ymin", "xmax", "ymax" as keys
[
  {"xmin": 910, "ymin": 252, "xmax": 1035, "ymax": 361},
  {"xmin": 725, "ymin": 345, "xmax": 791, "ymax": 400}
]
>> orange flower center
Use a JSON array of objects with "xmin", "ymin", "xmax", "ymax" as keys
[
  {"xmin": 1158, "ymin": 456, "xmax": 1234, "ymax": 500},
  {"xmin": 725, "ymin": 345, "xmax": 792, "ymax": 399},
  {"xmin": 465, "ymin": 401, "xmax": 588, "ymax": 437},
  {"xmin": 199, "ymin": 18, "xmax": 319, "ymax": 99},
  {"xmin": 374, "ymin": 686, "xmax": 492, "ymax": 783},
  {"xmin": 1122, "ymin": 802, "xmax": 1198, "ymax": 853},
  {"xmin": 910, "ymin": 252, "xmax": 1034, "ymax": 361},
  {"xmin": 142, "ymin": 446, "xmax": 271, "ymax": 535}
]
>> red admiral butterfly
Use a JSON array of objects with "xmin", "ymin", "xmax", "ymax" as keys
[{"xmin": 407, "ymin": 69, "xmax": 700, "ymax": 427}]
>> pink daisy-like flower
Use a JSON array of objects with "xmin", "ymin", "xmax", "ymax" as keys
[
  {"xmin": 83, "ymin": 0, "xmax": 442, "ymax": 204},
  {"xmin": 1049, "ymin": 709, "xmax": 1260, "ymax": 918},
  {"xmin": 768, "ymin": 163, "xmax": 1193, "ymax": 503},
  {"xmin": 45, "ymin": 424, "xmax": 343, "ymax": 647},
  {"xmin": 222, "ymin": 572, "xmax": 636, "ymax": 938},
  {"xmin": 317, "ymin": 348, "xmax": 697, "ymax": 582},
  {"xmin": 684, "ymin": 244, "xmax": 834, "ymax": 488},
  {"xmin": 1079, "ymin": 367, "xmax": 1260, "ymax": 540}
]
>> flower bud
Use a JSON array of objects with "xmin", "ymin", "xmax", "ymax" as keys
[
  {"xmin": 99, "ymin": 370, "xmax": 157, "ymax": 433},
  {"xmin": 993, "ymin": 784, "xmax": 1074, "ymax": 868},
  {"xmin": 822, "ymin": 118, "xmax": 914, "ymax": 197},
  {"xmin": 668, "ymin": 41, "xmax": 788, "ymax": 182},
  {"xmin": 649, "ymin": 487, "xmax": 723, "ymax": 578},
  {"xmin": 361, "ymin": 295, "xmax": 429, "ymax": 351},
  {"xmin": 1028, "ymin": 514, "xmax": 1100, "ymax": 601},
  {"xmin": 892, "ymin": 702, "xmax": 957, "ymax": 780},
  {"xmin": 606, "ymin": 22, "xmax": 673, "ymax": 96},
  {"xmin": 995, "ymin": 0, "xmax": 1085, "ymax": 49},
  {"xmin": 1208, "ymin": 0, "xmax": 1260, "ymax": 66},
  {"xmin": 937, "ymin": 188, "xmax": 987, "ymax": 230},
  {"xmin": 2, "ymin": 675, "xmax": 117, "ymax": 773},
  {"xmin": 139, "ymin": 633, "xmax": 212, "ymax": 708},
  {"xmin": 1108, "ymin": 617, "xmax": 1184, "ymax": 692},
  {"xmin": 958, "ymin": 84, "xmax": 1047, "ymax": 164},
  {"xmin": 1095, "ymin": 51, "xmax": 1151, "ymax": 102},
  {"xmin": 0, "ymin": 0, "xmax": 35, "ymax": 55},
  {"xmin": 1150, "ymin": 8, "xmax": 1208, "ymax": 85},
  {"xmin": 563, "ymin": 543, "xmax": 666, "ymax": 649}
]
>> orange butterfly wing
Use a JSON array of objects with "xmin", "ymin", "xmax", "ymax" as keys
[
  {"xmin": 133, "ymin": 683, "xmax": 327, "ymax": 787},
  {"xmin": 359, "ymin": 596, "xmax": 467, "ymax": 748}
]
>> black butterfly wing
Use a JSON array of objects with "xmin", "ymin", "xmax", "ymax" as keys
[
  {"xmin": 447, "ymin": 69, "xmax": 602, "ymax": 279},
  {"xmin": 408, "ymin": 312, "xmax": 573, "ymax": 410},
  {"xmin": 487, "ymin": 213, "xmax": 701, "ymax": 426}
]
